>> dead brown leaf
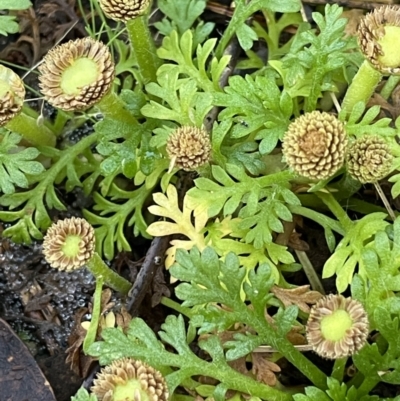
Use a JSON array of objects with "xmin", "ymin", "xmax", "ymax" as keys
[
  {"xmin": 252, "ymin": 353, "xmax": 281, "ymax": 387},
  {"xmin": 271, "ymin": 285, "xmax": 323, "ymax": 313}
]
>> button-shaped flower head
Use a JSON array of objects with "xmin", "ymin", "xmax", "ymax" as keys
[
  {"xmin": 306, "ymin": 294, "xmax": 369, "ymax": 359},
  {"xmin": 42, "ymin": 217, "xmax": 95, "ymax": 271},
  {"xmin": 359, "ymin": 5, "xmax": 400, "ymax": 74},
  {"xmin": 166, "ymin": 126, "xmax": 211, "ymax": 171},
  {"xmin": 0, "ymin": 64, "xmax": 25, "ymax": 126},
  {"xmin": 91, "ymin": 358, "xmax": 169, "ymax": 401},
  {"xmin": 347, "ymin": 135, "xmax": 392, "ymax": 184},
  {"xmin": 99, "ymin": 0, "xmax": 151, "ymax": 22},
  {"xmin": 38, "ymin": 38, "xmax": 115, "ymax": 111},
  {"xmin": 282, "ymin": 111, "xmax": 347, "ymax": 180}
]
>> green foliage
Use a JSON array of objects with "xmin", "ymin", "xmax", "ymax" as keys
[
  {"xmin": 88, "ymin": 247, "xmax": 326, "ymax": 399},
  {"xmin": 322, "ymin": 213, "xmax": 389, "ymax": 293},
  {"xmin": 141, "ymin": 68, "xmax": 214, "ymax": 146},
  {"xmin": 155, "ymin": 0, "xmax": 214, "ymax": 47},
  {"xmin": 270, "ymin": 4, "xmax": 358, "ymax": 111},
  {"xmin": 157, "ymin": 29, "xmax": 230, "ymax": 92},
  {"xmin": 0, "ymin": 133, "xmax": 99, "ymax": 243},
  {"xmin": 0, "ymin": 132, "xmax": 44, "ymax": 194},
  {"xmin": 71, "ymin": 388, "xmax": 98, "ymax": 401},
  {"xmin": 237, "ymin": 12, "xmax": 303, "ymax": 69},
  {"xmin": 213, "ymin": 70, "xmax": 292, "ymax": 155},
  {"xmin": 340, "ymin": 102, "xmax": 398, "ymax": 137},
  {"xmin": 0, "ymin": 0, "xmax": 31, "ymax": 36},
  {"xmin": 293, "ymin": 377, "xmax": 379, "ymax": 401}
]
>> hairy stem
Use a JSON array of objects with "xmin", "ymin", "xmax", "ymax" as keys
[
  {"xmin": 96, "ymin": 91, "xmax": 139, "ymax": 125},
  {"xmin": 126, "ymin": 16, "xmax": 161, "ymax": 84},
  {"xmin": 341, "ymin": 60, "xmax": 382, "ymax": 117},
  {"xmin": 316, "ymin": 191, "xmax": 353, "ymax": 232},
  {"xmin": 6, "ymin": 111, "xmax": 56, "ymax": 147},
  {"xmin": 86, "ymin": 252, "xmax": 131, "ymax": 295},
  {"xmin": 380, "ymin": 75, "xmax": 400, "ymax": 100}
]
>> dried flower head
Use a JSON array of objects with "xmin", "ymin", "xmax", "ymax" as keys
[
  {"xmin": 0, "ymin": 64, "xmax": 25, "ymax": 126},
  {"xmin": 166, "ymin": 126, "xmax": 211, "ymax": 171},
  {"xmin": 42, "ymin": 217, "xmax": 95, "ymax": 271},
  {"xmin": 306, "ymin": 294, "xmax": 369, "ymax": 359},
  {"xmin": 347, "ymin": 135, "xmax": 392, "ymax": 183},
  {"xmin": 91, "ymin": 358, "xmax": 169, "ymax": 401},
  {"xmin": 99, "ymin": 0, "xmax": 151, "ymax": 22},
  {"xmin": 358, "ymin": 5, "xmax": 400, "ymax": 74},
  {"xmin": 38, "ymin": 38, "xmax": 115, "ymax": 111},
  {"xmin": 282, "ymin": 111, "xmax": 347, "ymax": 180}
]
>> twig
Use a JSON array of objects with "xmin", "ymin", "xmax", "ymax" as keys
[
  {"xmin": 295, "ymin": 250, "xmax": 326, "ymax": 295},
  {"xmin": 254, "ymin": 344, "xmax": 314, "ymax": 353},
  {"xmin": 126, "ymin": 236, "xmax": 171, "ymax": 316},
  {"xmin": 374, "ymin": 182, "xmax": 396, "ymax": 221}
]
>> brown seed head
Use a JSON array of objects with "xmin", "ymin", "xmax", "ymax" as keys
[
  {"xmin": 91, "ymin": 358, "xmax": 169, "ymax": 401},
  {"xmin": 42, "ymin": 217, "xmax": 95, "ymax": 271},
  {"xmin": 38, "ymin": 38, "xmax": 115, "ymax": 111},
  {"xmin": 347, "ymin": 135, "xmax": 392, "ymax": 183},
  {"xmin": 306, "ymin": 294, "xmax": 369, "ymax": 359},
  {"xmin": 99, "ymin": 0, "xmax": 151, "ymax": 22},
  {"xmin": 282, "ymin": 111, "xmax": 347, "ymax": 180},
  {"xmin": 166, "ymin": 126, "xmax": 211, "ymax": 171},
  {"xmin": 0, "ymin": 64, "xmax": 25, "ymax": 126},
  {"xmin": 358, "ymin": 5, "xmax": 400, "ymax": 74}
]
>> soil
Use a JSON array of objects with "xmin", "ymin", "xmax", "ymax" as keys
[{"xmin": 1, "ymin": 1, "xmax": 400, "ymax": 400}]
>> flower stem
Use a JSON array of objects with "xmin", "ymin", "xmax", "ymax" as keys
[
  {"xmin": 126, "ymin": 16, "xmax": 161, "ymax": 84},
  {"xmin": 96, "ymin": 91, "xmax": 139, "ymax": 126},
  {"xmin": 6, "ymin": 111, "xmax": 56, "ymax": 147},
  {"xmin": 331, "ymin": 357, "xmax": 347, "ymax": 382},
  {"xmin": 316, "ymin": 191, "xmax": 353, "ymax": 233},
  {"xmin": 341, "ymin": 60, "xmax": 382, "ymax": 117},
  {"xmin": 86, "ymin": 252, "xmax": 131, "ymax": 295},
  {"xmin": 380, "ymin": 75, "xmax": 400, "ymax": 100},
  {"xmin": 161, "ymin": 296, "xmax": 193, "ymax": 318},
  {"xmin": 83, "ymin": 275, "xmax": 104, "ymax": 354}
]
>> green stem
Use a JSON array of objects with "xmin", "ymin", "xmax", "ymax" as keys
[
  {"xmin": 195, "ymin": 358, "xmax": 293, "ymax": 401},
  {"xmin": 356, "ymin": 375, "xmax": 379, "ymax": 396},
  {"xmin": 6, "ymin": 111, "xmax": 56, "ymax": 147},
  {"xmin": 161, "ymin": 296, "xmax": 193, "ymax": 318},
  {"xmin": 341, "ymin": 60, "xmax": 382, "ymax": 117},
  {"xmin": 86, "ymin": 252, "xmax": 131, "ymax": 295},
  {"xmin": 316, "ymin": 191, "xmax": 353, "ymax": 233},
  {"xmin": 96, "ymin": 91, "xmax": 139, "ymax": 125},
  {"xmin": 83, "ymin": 275, "xmax": 103, "ymax": 354},
  {"xmin": 380, "ymin": 75, "xmax": 400, "ymax": 100},
  {"xmin": 331, "ymin": 358, "xmax": 347, "ymax": 382},
  {"xmin": 126, "ymin": 16, "xmax": 161, "ymax": 84}
]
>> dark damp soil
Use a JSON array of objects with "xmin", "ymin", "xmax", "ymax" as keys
[{"xmin": 1, "ymin": 1, "xmax": 400, "ymax": 400}]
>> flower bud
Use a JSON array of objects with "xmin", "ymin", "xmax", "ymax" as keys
[
  {"xmin": 358, "ymin": 5, "xmax": 400, "ymax": 74},
  {"xmin": 282, "ymin": 111, "xmax": 347, "ymax": 180},
  {"xmin": 306, "ymin": 294, "xmax": 369, "ymax": 359},
  {"xmin": 39, "ymin": 38, "xmax": 115, "ymax": 111},
  {"xmin": 166, "ymin": 126, "xmax": 211, "ymax": 171},
  {"xmin": 99, "ymin": 0, "xmax": 151, "ymax": 22},
  {"xmin": 347, "ymin": 135, "xmax": 392, "ymax": 183},
  {"xmin": 42, "ymin": 217, "xmax": 95, "ymax": 271},
  {"xmin": 91, "ymin": 358, "xmax": 169, "ymax": 401},
  {"xmin": 0, "ymin": 64, "xmax": 25, "ymax": 126}
]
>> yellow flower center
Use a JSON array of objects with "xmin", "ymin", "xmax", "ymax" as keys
[
  {"xmin": 0, "ymin": 80, "xmax": 11, "ymax": 98},
  {"xmin": 62, "ymin": 235, "xmax": 82, "ymax": 257},
  {"xmin": 61, "ymin": 58, "xmax": 99, "ymax": 95},
  {"xmin": 377, "ymin": 26, "xmax": 400, "ymax": 69},
  {"xmin": 320, "ymin": 309, "xmax": 353, "ymax": 342},
  {"xmin": 113, "ymin": 379, "xmax": 150, "ymax": 401}
]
